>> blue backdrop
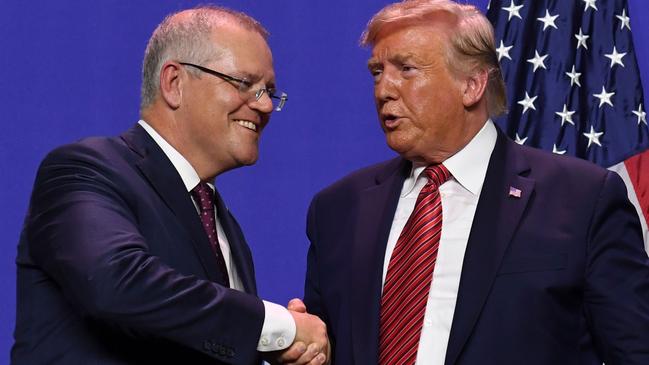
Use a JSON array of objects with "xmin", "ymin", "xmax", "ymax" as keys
[{"xmin": 2, "ymin": 0, "xmax": 649, "ymax": 361}]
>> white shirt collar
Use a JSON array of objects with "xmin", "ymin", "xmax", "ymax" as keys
[
  {"xmin": 402, "ymin": 119, "xmax": 497, "ymax": 197},
  {"xmin": 138, "ymin": 119, "xmax": 204, "ymax": 192}
]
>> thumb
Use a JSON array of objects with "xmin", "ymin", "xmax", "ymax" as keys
[{"xmin": 287, "ymin": 298, "xmax": 307, "ymax": 313}]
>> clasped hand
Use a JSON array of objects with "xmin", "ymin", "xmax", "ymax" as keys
[{"xmin": 264, "ymin": 298, "xmax": 330, "ymax": 365}]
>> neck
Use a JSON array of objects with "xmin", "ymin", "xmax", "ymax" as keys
[{"xmin": 140, "ymin": 105, "xmax": 224, "ymax": 181}]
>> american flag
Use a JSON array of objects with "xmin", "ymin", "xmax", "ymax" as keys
[{"xmin": 487, "ymin": 0, "xmax": 649, "ymax": 251}]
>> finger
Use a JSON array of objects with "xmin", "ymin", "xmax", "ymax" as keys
[
  {"xmin": 287, "ymin": 342, "xmax": 322, "ymax": 365},
  {"xmin": 275, "ymin": 341, "xmax": 307, "ymax": 363},
  {"xmin": 305, "ymin": 352, "xmax": 327, "ymax": 365},
  {"xmin": 287, "ymin": 298, "xmax": 307, "ymax": 312}
]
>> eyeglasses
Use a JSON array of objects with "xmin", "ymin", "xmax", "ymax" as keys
[{"xmin": 179, "ymin": 62, "xmax": 288, "ymax": 112}]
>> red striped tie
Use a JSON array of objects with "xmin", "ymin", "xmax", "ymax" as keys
[{"xmin": 379, "ymin": 164, "xmax": 451, "ymax": 365}]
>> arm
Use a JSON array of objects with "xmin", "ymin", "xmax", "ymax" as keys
[
  {"xmin": 584, "ymin": 171, "xmax": 649, "ymax": 364},
  {"xmin": 27, "ymin": 146, "xmax": 263, "ymax": 364},
  {"xmin": 303, "ymin": 196, "xmax": 335, "ymax": 359}
]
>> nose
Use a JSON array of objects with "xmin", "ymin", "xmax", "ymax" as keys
[
  {"xmin": 375, "ymin": 71, "xmax": 399, "ymax": 104},
  {"xmin": 249, "ymin": 89, "xmax": 274, "ymax": 114}
]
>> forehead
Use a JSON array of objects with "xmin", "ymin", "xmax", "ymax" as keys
[
  {"xmin": 370, "ymin": 23, "xmax": 450, "ymax": 64},
  {"xmin": 208, "ymin": 24, "xmax": 275, "ymax": 80}
]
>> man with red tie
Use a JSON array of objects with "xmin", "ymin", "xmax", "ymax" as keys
[{"xmin": 302, "ymin": 1, "xmax": 649, "ymax": 364}]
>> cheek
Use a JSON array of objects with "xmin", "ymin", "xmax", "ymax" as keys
[
  {"xmin": 414, "ymin": 83, "xmax": 462, "ymax": 117},
  {"xmin": 205, "ymin": 89, "xmax": 243, "ymax": 115}
]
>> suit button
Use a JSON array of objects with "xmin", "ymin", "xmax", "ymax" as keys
[{"xmin": 203, "ymin": 340, "xmax": 213, "ymax": 352}]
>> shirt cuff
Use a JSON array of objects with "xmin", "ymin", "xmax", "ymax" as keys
[{"xmin": 257, "ymin": 300, "xmax": 296, "ymax": 352}]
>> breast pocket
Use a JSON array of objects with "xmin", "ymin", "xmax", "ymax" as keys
[{"xmin": 497, "ymin": 254, "xmax": 567, "ymax": 275}]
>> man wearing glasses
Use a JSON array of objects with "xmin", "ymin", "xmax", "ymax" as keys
[{"xmin": 13, "ymin": 6, "xmax": 328, "ymax": 365}]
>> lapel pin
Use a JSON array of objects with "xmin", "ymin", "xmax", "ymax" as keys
[{"xmin": 508, "ymin": 186, "xmax": 522, "ymax": 198}]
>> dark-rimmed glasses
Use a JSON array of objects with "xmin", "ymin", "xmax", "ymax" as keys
[{"xmin": 179, "ymin": 62, "xmax": 288, "ymax": 112}]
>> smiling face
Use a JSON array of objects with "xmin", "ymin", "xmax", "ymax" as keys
[
  {"xmin": 176, "ymin": 23, "xmax": 275, "ymax": 178},
  {"xmin": 368, "ymin": 22, "xmax": 480, "ymax": 164}
]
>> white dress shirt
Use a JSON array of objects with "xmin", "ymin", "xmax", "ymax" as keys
[
  {"xmin": 138, "ymin": 120, "xmax": 295, "ymax": 352},
  {"xmin": 382, "ymin": 120, "xmax": 497, "ymax": 365}
]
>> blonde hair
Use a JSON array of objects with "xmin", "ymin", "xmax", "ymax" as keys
[{"xmin": 361, "ymin": 0, "xmax": 507, "ymax": 117}]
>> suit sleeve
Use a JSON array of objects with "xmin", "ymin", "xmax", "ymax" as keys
[
  {"xmin": 304, "ymin": 195, "xmax": 324, "ymax": 318},
  {"xmin": 584, "ymin": 170, "xmax": 649, "ymax": 365},
  {"xmin": 26, "ymin": 145, "xmax": 264, "ymax": 365},
  {"xmin": 303, "ymin": 195, "xmax": 334, "ymax": 348}
]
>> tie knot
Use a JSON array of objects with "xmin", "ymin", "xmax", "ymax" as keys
[
  {"xmin": 191, "ymin": 182, "xmax": 214, "ymax": 213},
  {"xmin": 424, "ymin": 164, "xmax": 451, "ymax": 188}
]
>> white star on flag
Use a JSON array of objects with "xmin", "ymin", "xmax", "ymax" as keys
[
  {"xmin": 527, "ymin": 50, "xmax": 548, "ymax": 72},
  {"xmin": 502, "ymin": 0, "xmax": 523, "ymax": 21},
  {"xmin": 583, "ymin": 0, "xmax": 598, "ymax": 12},
  {"xmin": 575, "ymin": 28, "xmax": 589, "ymax": 50},
  {"xmin": 583, "ymin": 126, "xmax": 604, "ymax": 148},
  {"xmin": 593, "ymin": 86, "xmax": 615, "ymax": 108},
  {"xmin": 518, "ymin": 92, "xmax": 538, "ymax": 113},
  {"xmin": 537, "ymin": 9, "xmax": 559, "ymax": 31},
  {"xmin": 633, "ymin": 104, "xmax": 647, "ymax": 125},
  {"xmin": 555, "ymin": 104, "xmax": 576, "ymax": 126},
  {"xmin": 616, "ymin": 8, "xmax": 631, "ymax": 30},
  {"xmin": 565, "ymin": 65, "xmax": 582, "ymax": 87},
  {"xmin": 514, "ymin": 133, "xmax": 528, "ymax": 145},
  {"xmin": 496, "ymin": 40, "xmax": 513, "ymax": 61},
  {"xmin": 552, "ymin": 144, "xmax": 567, "ymax": 155},
  {"xmin": 604, "ymin": 46, "xmax": 627, "ymax": 68}
]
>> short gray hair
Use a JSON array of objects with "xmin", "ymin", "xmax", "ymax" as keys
[
  {"xmin": 139, "ymin": 5, "xmax": 269, "ymax": 111},
  {"xmin": 361, "ymin": 0, "xmax": 507, "ymax": 118}
]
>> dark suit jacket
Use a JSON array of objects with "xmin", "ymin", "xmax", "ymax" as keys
[
  {"xmin": 13, "ymin": 125, "xmax": 264, "ymax": 364},
  {"xmin": 304, "ymin": 128, "xmax": 649, "ymax": 365}
]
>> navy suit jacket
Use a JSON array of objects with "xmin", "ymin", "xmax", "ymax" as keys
[
  {"xmin": 304, "ymin": 128, "xmax": 649, "ymax": 365},
  {"xmin": 13, "ymin": 125, "xmax": 264, "ymax": 364}
]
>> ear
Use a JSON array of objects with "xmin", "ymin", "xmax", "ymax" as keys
[
  {"xmin": 462, "ymin": 68, "xmax": 488, "ymax": 108},
  {"xmin": 159, "ymin": 61, "xmax": 183, "ymax": 109}
]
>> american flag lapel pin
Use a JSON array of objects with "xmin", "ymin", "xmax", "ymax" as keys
[{"xmin": 508, "ymin": 186, "xmax": 522, "ymax": 198}]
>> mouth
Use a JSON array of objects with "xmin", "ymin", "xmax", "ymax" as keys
[
  {"xmin": 234, "ymin": 119, "xmax": 258, "ymax": 132},
  {"xmin": 381, "ymin": 113, "xmax": 402, "ymax": 129}
]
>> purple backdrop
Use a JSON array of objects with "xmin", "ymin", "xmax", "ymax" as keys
[{"xmin": 2, "ymin": 0, "xmax": 648, "ymax": 361}]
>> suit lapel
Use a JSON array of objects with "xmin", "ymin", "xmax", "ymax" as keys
[
  {"xmin": 120, "ymin": 125, "xmax": 222, "ymax": 283},
  {"xmin": 350, "ymin": 158, "xmax": 409, "ymax": 365},
  {"xmin": 213, "ymin": 189, "xmax": 257, "ymax": 294},
  {"xmin": 444, "ymin": 130, "xmax": 535, "ymax": 365}
]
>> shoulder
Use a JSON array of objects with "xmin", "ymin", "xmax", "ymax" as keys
[
  {"xmin": 31, "ymin": 134, "xmax": 139, "ymax": 203},
  {"xmin": 514, "ymin": 142, "xmax": 610, "ymax": 184},
  {"xmin": 43, "ymin": 134, "xmax": 129, "ymax": 167},
  {"xmin": 314, "ymin": 157, "xmax": 405, "ymax": 200}
]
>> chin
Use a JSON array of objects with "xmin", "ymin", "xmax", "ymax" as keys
[
  {"xmin": 387, "ymin": 142, "xmax": 428, "ymax": 164},
  {"xmin": 237, "ymin": 152, "xmax": 259, "ymax": 166},
  {"xmin": 385, "ymin": 136, "xmax": 413, "ymax": 156}
]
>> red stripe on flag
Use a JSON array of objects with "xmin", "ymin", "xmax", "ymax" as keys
[{"xmin": 624, "ymin": 149, "xmax": 649, "ymax": 225}]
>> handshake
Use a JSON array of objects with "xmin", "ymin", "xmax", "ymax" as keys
[{"xmin": 265, "ymin": 299, "xmax": 331, "ymax": 365}]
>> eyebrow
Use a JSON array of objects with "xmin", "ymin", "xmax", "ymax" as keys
[
  {"xmin": 367, "ymin": 59, "xmax": 381, "ymax": 70},
  {"xmin": 367, "ymin": 53, "xmax": 420, "ymax": 69},
  {"xmin": 238, "ymin": 71, "xmax": 276, "ymax": 88}
]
